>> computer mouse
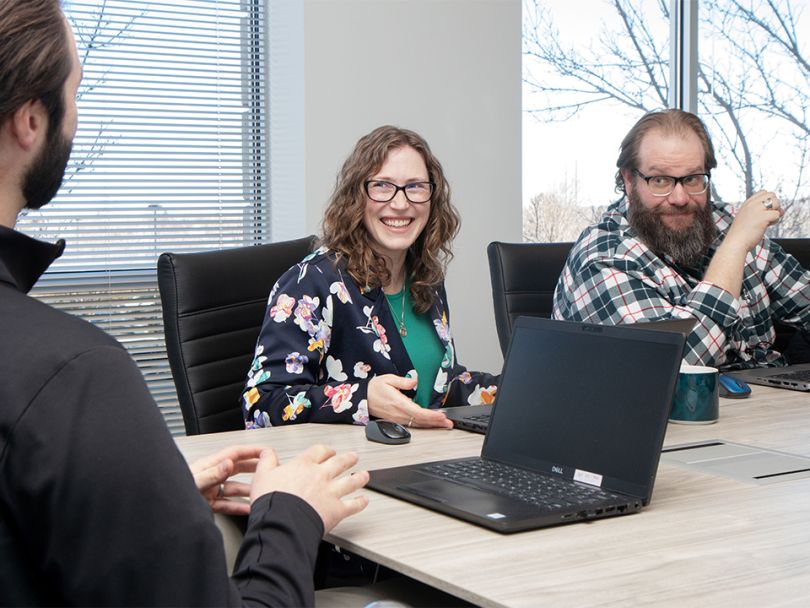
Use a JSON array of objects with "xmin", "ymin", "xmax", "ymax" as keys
[
  {"xmin": 365, "ymin": 420, "xmax": 411, "ymax": 445},
  {"xmin": 718, "ymin": 373, "xmax": 752, "ymax": 399}
]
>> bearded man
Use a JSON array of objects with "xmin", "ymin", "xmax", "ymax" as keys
[{"xmin": 552, "ymin": 109, "xmax": 810, "ymax": 369}]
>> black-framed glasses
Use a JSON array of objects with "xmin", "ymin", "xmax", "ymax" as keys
[
  {"xmin": 633, "ymin": 169, "xmax": 710, "ymax": 197},
  {"xmin": 364, "ymin": 180, "xmax": 435, "ymax": 204}
]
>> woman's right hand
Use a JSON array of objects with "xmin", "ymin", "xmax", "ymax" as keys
[{"xmin": 367, "ymin": 374, "xmax": 453, "ymax": 429}]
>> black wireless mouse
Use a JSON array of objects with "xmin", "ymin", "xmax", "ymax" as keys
[
  {"xmin": 718, "ymin": 373, "xmax": 751, "ymax": 399},
  {"xmin": 365, "ymin": 420, "xmax": 411, "ymax": 445}
]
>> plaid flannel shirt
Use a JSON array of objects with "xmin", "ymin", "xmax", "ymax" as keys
[{"xmin": 553, "ymin": 198, "xmax": 810, "ymax": 369}]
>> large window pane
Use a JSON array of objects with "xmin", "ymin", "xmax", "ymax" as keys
[
  {"xmin": 522, "ymin": 0, "xmax": 670, "ymax": 242},
  {"xmin": 19, "ymin": 0, "xmax": 267, "ymax": 434},
  {"xmin": 523, "ymin": 0, "xmax": 810, "ymax": 242},
  {"xmin": 699, "ymin": 0, "xmax": 809, "ymax": 235}
]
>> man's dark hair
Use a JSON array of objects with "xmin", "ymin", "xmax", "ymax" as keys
[
  {"xmin": 0, "ymin": 0, "xmax": 71, "ymax": 134},
  {"xmin": 614, "ymin": 109, "xmax": 718, "ymax": 194}
]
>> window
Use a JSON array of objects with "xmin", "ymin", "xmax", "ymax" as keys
[
  {"xmin": 522, "ymin": 0, "xmax": 670, "ymax": 242},
  {"xmin": 698, "ymin": 0, "xmax": 809, "ymax": 235},
  {"xmin": 18, "ymin": 0, "xmax": 267, "ymax": 434},
  {"xmin": 523, "ymin": 0, "xmax": 810, "ymax": 241}
]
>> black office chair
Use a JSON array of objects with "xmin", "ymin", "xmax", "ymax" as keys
[
  {"xmin": 773, "ymin": 238, "xmax": 810, "ymax": 355},
  {"xmin": 487, "ymin": 241, "xmax": 573, "ymax": 356},
  {"xmin": 157, "ymin": 235, "xmax": 317, "ymax": 435}
]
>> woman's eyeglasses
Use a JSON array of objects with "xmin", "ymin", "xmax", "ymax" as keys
[{"xmin": 364, "ymin": 180, "xmax": 434, "ymax": 204}]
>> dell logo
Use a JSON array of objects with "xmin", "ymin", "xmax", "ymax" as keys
[
  {"xmin": 552, "ymin": 466, "xmax": 563, "ymax": 475},
  {"xmin": 582, "ymin": 325, "xmax": 603, "ymax": 333}
]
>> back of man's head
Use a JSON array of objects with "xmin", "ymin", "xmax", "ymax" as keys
[
  {"xmin": 0, "ymin": 0, "xmax": 71, "ymax": 131},
  {"xmin": 614, "ymin": 109, "xmax": 718, "ymax": 195}
]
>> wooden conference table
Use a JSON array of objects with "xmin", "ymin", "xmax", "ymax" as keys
[{"xmin": 176, "ymin": 385, "xmax": 810, "ymax": 607}]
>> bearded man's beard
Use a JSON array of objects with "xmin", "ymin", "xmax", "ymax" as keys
[
  {"xmin": 22, "ymin": 122, "xmax": 73, "ymax": 211},
  {"xmin": 627, "ymin": 188, "xmax": 717, "ymax": 267}
]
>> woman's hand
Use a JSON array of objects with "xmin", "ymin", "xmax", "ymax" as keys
[
  {"xmin": 367, "ymin": 374, "xmax": 453, "ymax": 429},
  {"xmin": 190, "ymin": 445, "xmax": 264, "ymax": 516}
]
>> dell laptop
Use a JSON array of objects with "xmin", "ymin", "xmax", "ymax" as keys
[
  {"xmin": 367, "ymin": 317, "xmax": 686, "ymax": 533},
  {"xmin": 440, "ymin": 317, "xmax": 695, "ymax": 435}
]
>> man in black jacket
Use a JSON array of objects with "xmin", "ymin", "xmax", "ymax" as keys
[{"xmin": 0, "ymin": 0, "xmax": 369, "ymax": 605}]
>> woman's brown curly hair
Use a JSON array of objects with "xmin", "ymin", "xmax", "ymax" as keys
[{"xmin": 320, "ymin": 125, "xmax": 461, "ymax": 313}]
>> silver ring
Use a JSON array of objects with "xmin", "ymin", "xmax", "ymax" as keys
[
  {"xmin": 217, "ymin": 483, "xmax": 225, "ymax": 499},
  {"xmin": 763, "ymin": 198, "xmax": 774, "ymax": 210},
  {"xmin": 407, "ymin": 417, "xmax": 413, "ymax": 428}
]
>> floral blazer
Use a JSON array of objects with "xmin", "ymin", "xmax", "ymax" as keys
[{"xmin": 241, "ymin": 248, "xmax": 499, "ymax": 428}]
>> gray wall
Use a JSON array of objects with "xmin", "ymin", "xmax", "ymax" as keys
[{"xmin": 270, "ymin": 0, "xmax": 522, "ymax": 374}]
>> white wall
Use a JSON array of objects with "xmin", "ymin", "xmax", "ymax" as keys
[{"xmin": 270, "ymin": 0, "xmax": 522, "ymax": 374}]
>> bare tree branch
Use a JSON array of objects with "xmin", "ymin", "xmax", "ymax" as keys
[{"xmin": 611, "ymin": 0, "xmax": 668, "ymax": 106}]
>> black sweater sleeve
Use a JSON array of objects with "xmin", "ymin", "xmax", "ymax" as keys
[
  {"xmin": 3, "ymin": 345, "xmax": 321, "ymax": 606},
  {"xmin": 234, "ymin": 492, "xmax": 323, "ymax": 607}
]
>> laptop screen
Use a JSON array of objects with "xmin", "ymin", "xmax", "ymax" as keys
[{"xmin": 482, "ymin": 318, "xmax": 684, "ymax": 502}]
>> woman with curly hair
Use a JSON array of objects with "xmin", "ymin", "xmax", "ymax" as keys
[{"xmin": 241, "ymin": 125, "xmax": 498, "ymax": 429}]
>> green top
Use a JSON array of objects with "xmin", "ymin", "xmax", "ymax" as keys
[{"xmin": 385, "ymin": 285, "xmax": 444, "ymax": 407}]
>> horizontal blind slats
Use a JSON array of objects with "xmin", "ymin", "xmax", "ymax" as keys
[{"xmin": 22, "ymin": 0, "xmax": 267, "ymax": 435}]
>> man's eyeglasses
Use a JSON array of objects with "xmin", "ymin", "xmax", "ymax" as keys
[
  {"xmin": 633, "ymin": 170, "xmax": 710, "ymax": 197},
  {"xmin": 364, "ymin": 180, "xmax": 434, "ymax": 204}
]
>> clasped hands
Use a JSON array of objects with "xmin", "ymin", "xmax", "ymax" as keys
[
  {"xmin": 190, "ymin": 372, "xmax": 451, "ymax": 531},
  {"xmin": 191, "ymin": 444, "xmax": 369, "ymax": 533}
]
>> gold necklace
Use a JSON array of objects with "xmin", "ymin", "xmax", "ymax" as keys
[{"xmin": 386, "ymin": 286, "xmax": 407, "ymax": 337}]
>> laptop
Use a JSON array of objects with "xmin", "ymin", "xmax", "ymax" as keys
[
  {"xmin": 440, "ymin": 317, "xmax": 696, "ymax": 435},
  {"xmin": 441, "ymin": 404, "xmax": 494, "ymax": 434},
  {"xmin": 727, "ymin": 364, "xmax": 810, "ymax": 392},
  {"xmin": 367, "ymin": 317, "xmax": 686, "ymax": 533}
]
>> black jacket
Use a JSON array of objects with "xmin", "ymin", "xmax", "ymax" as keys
[{"xmin": 0, "ymin": 225, "xmax": 321, "ymax": 606}]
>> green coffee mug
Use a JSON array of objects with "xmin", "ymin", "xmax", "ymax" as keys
[{"xmin": 670, "ymin": 364, "xmax": 719, "ymax": 424}]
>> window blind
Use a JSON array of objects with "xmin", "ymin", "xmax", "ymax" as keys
[{"xmin": 19, "ymin": 0, "xmax": 268, "ymax": 435}]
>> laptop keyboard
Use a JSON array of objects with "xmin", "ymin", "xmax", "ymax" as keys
[{"xmin": 422, "ymin": 459, "xmax": 620, "ymax": 509}]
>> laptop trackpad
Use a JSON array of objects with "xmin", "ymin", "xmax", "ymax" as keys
[{"xmin": 398, "ymin": 479, "xmax": 517, "ymax": 513}]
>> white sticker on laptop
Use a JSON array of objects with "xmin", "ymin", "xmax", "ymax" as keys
[
  {"xmin": 486, "ymin": 512, "xmax": 507, "ymax": 519},
  {"xmin": 573, "ymin": 469, "xmax": 603, "ymax": 487}
]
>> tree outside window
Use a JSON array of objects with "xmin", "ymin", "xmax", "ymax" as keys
[{"xmin": 523, "ymin": 0, "xmax": 809, "ymax": 241}]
